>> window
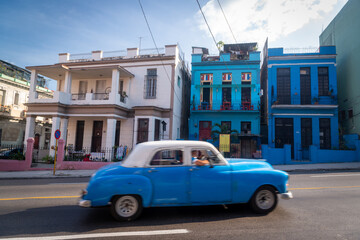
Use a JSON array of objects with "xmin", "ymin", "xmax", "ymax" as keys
[
  {"xmin": 14, "ymin": 92, "xmax": 19, "ymax": 105},
  {"xmin": 241, "ymin": 122, "xmax": 251, "ymax": 134},
  {"xmin": 191, "ymin": 148, "xmax": 225, "ymax": 165},
  {"xmin": 241, "ymin": 72, "xmax": 251, "ymax": 84},
  {"xmin": 348, "ymin": 109, "xmax": 353, "ymax": 119},
  {"xmin": 0, "ymin": 90, "xmax": 6, "ymax": 106},
  {"xmin": 200, "ymin": 73, "xmax": 213, "ymax": 82},
  {"xmin": 318, "ymin": 67, "xmax": 329, "ymax": 96},
  {"xmin": 221, "ymin": 121, "xmax": 232, "ymax": 134},
  {"xmin": 222, "ymin": 73, "xmax": 232, "ymax": 82},
  {"xmin": 277, "ymin": 68, "xmax": 291, "ymax": 104},
  {"xmin": 150, "ymin": 149, "xmax": 183, "ymax": 166},
  {"xmin": 341, "ymin": 110, "xmax": 346, "ymax": 120},
  {"xmin": 144, "ymin": 69, "xmax": 157, "ymax": 99}
]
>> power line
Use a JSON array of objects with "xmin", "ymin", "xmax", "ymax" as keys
[
  {"xmin": 138, "ymin": 0, "xmax": 183, "ymax": 106},
  {"xmin": 196, "ymin": 0, "xmax": 219, "ymax": 50},
  {"xmin": 217, "ymin": 0, "xmax": 237, "ymax": 43}
]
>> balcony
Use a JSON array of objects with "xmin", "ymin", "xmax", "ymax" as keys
[
  {"xmin": 192, "ymin": 101, "xmax": 259, "ymax": 112},
  {"xmin": 271, "ymin": 95, "xmax": 338, "ymax": 109},
  {"xmin": 31, "ymin": 91, "xmax": 129, "ymax": 108}
]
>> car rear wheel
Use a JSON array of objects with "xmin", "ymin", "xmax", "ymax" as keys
[
  {"xmin": 250, "ymin": 186, "xmax": 278, "ymax": 214},
  {"xmin": 110, "ymin": 195, "xmax": 142, "ymax": 221}
]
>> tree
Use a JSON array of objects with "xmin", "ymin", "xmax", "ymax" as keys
[
  {"xmin": 210, "ymin": 123, "xmax": 238, "ymax": 142},
  {"xmin": 216, "ymin": 41, "xmax": 224, "ymax": 52}
]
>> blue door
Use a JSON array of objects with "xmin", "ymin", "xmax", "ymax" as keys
[
  {"xmin": 144, "ymin": 166, "xmax": 189, "ymax": 206},
  {"xmin": 190, "ymin": 165, "xmax": 232, "ymax": 203}
]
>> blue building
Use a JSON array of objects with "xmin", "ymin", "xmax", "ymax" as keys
[
  {"xmin": 261, "ymin": 44, "xmax": 339, "ymax": 161},
  {"xmin": 189, "ymin": 43, "xmax": 261, "ymax": 158}
]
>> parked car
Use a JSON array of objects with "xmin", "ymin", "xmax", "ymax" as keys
[
  {"xmin": 0, "ymin": 148, "xmax": 23, "ymax": 159},
  {"xmin": 79, "ymin": 141, "xmax": 292, "ymax": 221}
]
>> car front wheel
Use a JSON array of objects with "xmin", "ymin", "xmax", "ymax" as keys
[
  {"xmin": 250, "ymin": 186, "xmax": 278, "ymax": 214},
  {"xmin": 110, "ymin": 195, "xmax": 143, "ymax": 221}
]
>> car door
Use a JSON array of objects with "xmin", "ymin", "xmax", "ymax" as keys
[
  {"xmin": 143, "ymin": 148, "xmax": 189, "ymax": 206},
  {"xmin": 189, "ymin": 148, "xmax": 232, "ymax": 203}
]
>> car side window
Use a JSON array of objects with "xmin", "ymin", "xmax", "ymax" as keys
[
  {"xmin": 191, "ymin": 148, "xmax": 225, "ymax": 166},
  {"xmin": 149, "ymin": 149, "xmax": 183, "ymax": 166}
]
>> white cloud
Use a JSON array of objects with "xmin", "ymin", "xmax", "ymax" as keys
[{"xmin": 195, "ymin": 0, "xmax": 338, "ymax": 48}]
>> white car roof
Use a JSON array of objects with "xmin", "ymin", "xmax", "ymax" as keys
[{"xmin": 121, "ymin": 140, "xmax": 219, "ymax": 168}]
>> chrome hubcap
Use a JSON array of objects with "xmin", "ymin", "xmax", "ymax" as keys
[
  {"xmin": 115, "ymin": 196, "xmax": 138, "ymax": 217},
  {"xmin": 256, "ymin": 190, "xmax": 275, "ymax": 210}
]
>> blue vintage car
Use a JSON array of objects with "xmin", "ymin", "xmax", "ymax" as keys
[{"xmin": 79, "ymin": 141, "xmax": 292, "ymax": 221}]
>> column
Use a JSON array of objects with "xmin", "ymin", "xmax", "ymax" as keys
[
  {"xmin": 105, "ymin": 118, "xmax": 117, "ymax": 161},
  {"xmin": 29, "ymin": 70, "xmax": 38, "ymax": 101},
  {"xmin": 63, "ymin": 71, "xmax": 72, "ymax": 94},
  {"xmin": 49, "ymin": 116, "xmax": 61, "ymax": 157},
  {"xmin": 110, "ymin": 69, "xmax": 120, "ymax": 103},
  {"xmin": 24, "ymin": 116, "xmax": 36, "ymax": 145},
  {"xmin": 60, "ymin": 118, "xmax": 69, "ymax": 144}
]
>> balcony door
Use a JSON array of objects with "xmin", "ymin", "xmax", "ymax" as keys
[
  {"xmin": 300, "ymin": 68, "xmax": 311, "ymax": 104},
  {"xmin": 95, "ymin": 80, "xmax": 106, "ymax": 100},
  {"xmin": 277, "ymin": 68, "xmax": 291, "ymax": 104},
  {"xmin": 78, "ymin": 81, "xmax": 87, "ymax": 100}
]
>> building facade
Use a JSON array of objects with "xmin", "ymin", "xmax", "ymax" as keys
[
  {"xmin": 261, "ymin": 46, "xmax": 339, "ymax": 160},
  {"xmin": 25, "ymin": 45, "xmax": 190, "ymax": 160},
  {"xmin": 319, "ymin": 0, "xmax": 360, "ymax": 137},
  {"xmin": 0, "ymin": 60, "xmax": 53, "ymax": 147},
  {"xmin": 189, "ymin": 43, "xmax": 261, "ymax": 158}
]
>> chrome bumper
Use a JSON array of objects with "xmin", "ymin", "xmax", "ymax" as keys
[
  {"xmin": 280, "ymin": 191, "xmax": 293, "ymax": 200},
  {"xmin": 78, "ymin": 199, "xmax": 91, "ymax": 208}
]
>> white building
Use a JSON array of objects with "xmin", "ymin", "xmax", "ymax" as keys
[
  {"xmin": 25, "ymin": 45, "xmax": 190, "ymax": 159},
  {"xmin": 0, "ymin": 60, "xmax": 53, "ymax": 147}
]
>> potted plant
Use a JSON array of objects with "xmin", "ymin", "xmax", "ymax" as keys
[{"xmin": 313, "ymin": 97, "xmax": 319, "ymax": 104}]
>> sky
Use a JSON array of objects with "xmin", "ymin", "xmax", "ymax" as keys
[{"xmin": 0, "ymin": 0, "xmax": 348, "ymax": 89}]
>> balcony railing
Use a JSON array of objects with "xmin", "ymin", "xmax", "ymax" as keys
[
  {"xmin": 271, "ymin": 95, "xmax": 338, "ymax": 106},
  {"xmin": 71, "ymin": 93, "xmax": 86, "ymax": 100},
  {"xmin": 192, "ymin": 101, "xmax": 259, "ymax": 111},
  {"xmin": 93, "ymin": 93, "xmax": 109, "ymax": 100}
]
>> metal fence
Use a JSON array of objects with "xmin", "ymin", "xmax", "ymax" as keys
[
  {"xmin": 0, "ymin": 144, "xmax": 25, "ymax": 160},
  {"xmin": 65, "ymin": 147, "xmax": 129, "ymax": 162}
]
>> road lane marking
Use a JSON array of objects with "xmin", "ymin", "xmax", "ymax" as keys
[
  {"xmin": 289, "ymin": 186, "xmax": 360, "ymax": 190},
  {"xmin": 0, "ymin": 229, "xmax": 189, "ymax": 240},
  {"xmin": 0, "ymin": 196, "xmax": 79, "ymax": 201},
  {"xmin": 311, "ymin": 174, "xmax": 360, "ymax": 178}
]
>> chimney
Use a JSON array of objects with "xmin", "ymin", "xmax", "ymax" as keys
[
  {"xmin": 59, "ymin": 53, "xmax": 70, "ymax": 63},
  {"xmin": 92, "ymin": 50, "xmax": 103, "ymax": 60},
  {"xmin": 127, "ymin": 48, "xmax": 139, "ymax": 58}
]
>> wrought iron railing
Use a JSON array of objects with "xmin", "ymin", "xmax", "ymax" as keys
[
  {"xmin": 71, "ymin": 93, "xmax": 86, "ymax": 100},
  {"xmin": 271, "ymin": 95, "xmax": 338, "ymax": 105},
  {"xmin": 192, "ymin": 101, "xmax": 259, "ymax": 111},
  {"xmin": 65, "ymin": 146, "xmax": 130, "ymax": 162},
  {"xmin": 0, "ymin": 144, "xmax": 25, "ymax": 160}
]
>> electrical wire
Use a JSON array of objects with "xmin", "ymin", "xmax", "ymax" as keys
[
  {"xmin": 217, "ymin": 0, "xmax": 237, "ymax": 43},
  {"xmin": 138, "ymin": 0, "xmax": 184, "ymax": 109}
]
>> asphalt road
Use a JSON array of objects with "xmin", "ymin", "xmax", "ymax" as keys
[{"xmin": 0, "ymin": 171, "xmax": 360, "ymax": 240}]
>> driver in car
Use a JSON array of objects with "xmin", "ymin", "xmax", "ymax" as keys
[{"xmin": 191, "ymin": 150, "xmax": 209, "ymax": 166}]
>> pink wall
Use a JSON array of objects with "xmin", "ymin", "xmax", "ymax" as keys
[
  {"xmin": 0, "ymin": 138, "xmax": 34, "ymax": 171},
  {"xmin": 55, "ymin": 139, "xmax": 113, "ymax": 170},
  {"xmin": 0, "ymin": 138, "xmax": 113, "ymax": 171}
]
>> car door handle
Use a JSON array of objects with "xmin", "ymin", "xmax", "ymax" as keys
[
  {"xmin": 148, "ymin": 169, "xmax": 159, "ymax": 173},
  {"xmin": 189, "ymin": 168, "xmax": 200, "ymax": 171}
]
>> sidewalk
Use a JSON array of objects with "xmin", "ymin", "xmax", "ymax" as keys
[{"xmin": 0, "ymin": 162, "xmax": 360, "ymax": 179}]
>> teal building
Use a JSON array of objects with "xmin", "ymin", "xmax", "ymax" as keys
[
  {"xmin": 189, "ymin": 43, "xmax": 261, "ymax": 158},
  {"xmin": 320, "ymin": 0, "xmax": 360, "ymax": 137}
]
